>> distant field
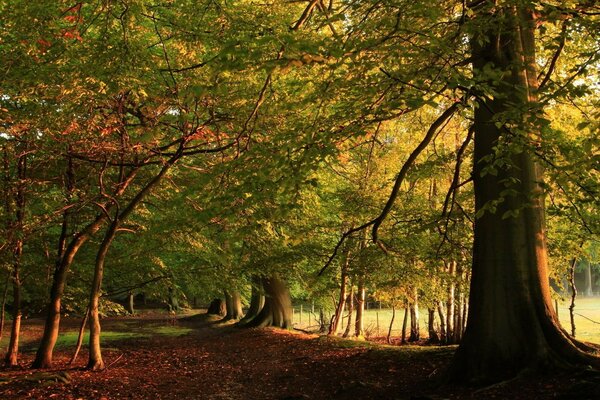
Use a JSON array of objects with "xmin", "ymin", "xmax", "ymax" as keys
[{"xmin": 292, "ymin": 297, "xmax": 600, "ymax": 344}]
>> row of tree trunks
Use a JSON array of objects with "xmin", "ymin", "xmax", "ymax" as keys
[
  {"xmin": 328, "ymin": 248, "xmax": 350, "ymax": 335},
  {"xmin": 32, "ymin": 165, "xmax": 139, "ymax": 369}
]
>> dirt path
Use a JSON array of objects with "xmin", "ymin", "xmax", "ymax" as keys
[{"xmin": 0, "ymin": 313, "xmax": 596, "ymax": 399}]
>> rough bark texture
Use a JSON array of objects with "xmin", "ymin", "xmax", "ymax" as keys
[
  {"xmin": 450, "ymin": 2, "xmax": 600, "ymax": 383},
  {"xmin": 244, "ymin": 275, "xmax": 292, "ymax": 329}
]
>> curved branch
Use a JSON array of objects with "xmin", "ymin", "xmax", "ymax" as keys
[{"xmin": 319, "ymin": 100, "xmax": 464, "ymax": 276}]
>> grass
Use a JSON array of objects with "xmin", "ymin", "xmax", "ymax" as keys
[
  {"xmin": 292, "ymin": 296, "xmax": 600, "ymax": 344},
  {"xmin": 0, "ymin": 315, "xmax": 195, "ymax": 352}
]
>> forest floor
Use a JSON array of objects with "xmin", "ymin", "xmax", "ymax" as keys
[{"xmin": 0, "ymin": 311, "xmax": 598, "ymax": 399}]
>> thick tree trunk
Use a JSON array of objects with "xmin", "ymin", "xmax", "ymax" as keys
[
  {"xmin": 238, "ymin": 277, "xmax": 265, "ymax": 326},
  {"xmin": 207, "ymin": 298, "xmax": 226, "ymax": 316},
  {"xmin": 224, "ymin": 290, "xmax": 243, "ymax": 321},
  {"xmin": 168, "ymin": 287, "xmax": 180, "ymax": 312},
  {"xmin": 401, "ymin": 301, "xmax": 409, "ymax": 344},
  {"xmin": 428, "ymin": 308, "xmax": 440, "ymax": 343},
  {"xmin": 244, "ymin": 275, "xmax": 292, "ymax": 329},
  {"xmin": 32, "ymin": 210, "xmax": 113, "ymax": 368},
  {"xmin": 329, "ymin": 250, "xmax": 350, "ymax": 335},
  {"xmin": 437, "ymin": 300, "xmax": 447, "ymax": 343},
  {"xmin": 354, "ymin": 276, "xmax": 365, "ymax": 337},
  {"xmin": 87, "ymin": 215, "xmax": 119, "ymax": 371},
  {"xmin": 451, "ymin": 3, "xmax": 600, "ymax": 383},
  {"xmin": 127, "ymin": 291, "xmax": 134, "ymax": 315}
]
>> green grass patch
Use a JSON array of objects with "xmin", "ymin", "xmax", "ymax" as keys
[
  {"xmin": 54, "ymin": 331, "xmax": 148, "ymax": 349},
  {"xmin": 151, "ymin": 326, "xmax": 193, "ymax": 336}
]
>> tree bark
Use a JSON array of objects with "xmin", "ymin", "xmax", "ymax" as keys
[
  {"xmin": 127, "ymin": 291, "xmax": 134, "ymax": 315},
  {"xmin": 343, "ymin": 286, "xmax": 354, "ymax": 338},
  {"xmin": 69, "ymin": 306, "xmax": 90, "ymax": 365},
  {"xmin": 5, "ymin": 143, "xmax": 26, "ymax": 367},
  {"xmin": 428, "ymin": 308, "xmax": 440, "ymax": 343},
  {"xmin": 223, "ymin": 290, "xmax": 243, "ymax": 321},
  {"xmin": 207, "ymin": 298, "xmax": 226, "ymax": 316},
  {"xmin": 354, "ymin": 276, "xmax": 365, "ymax": 337},
  {"xmin": 32, "ymin": 167, "xmax": 139, "ymax": 369},
  {"xmin": 387, "ymin": 306, "xmax": 396, "ymax": 344},
  {"xmin": 87, "ymin": 214, "xmax": 120, "ymax": 371},
  {"xmin": 450, "ymin": 3, "xmax": 600, "ymax": 383},
  {"xmin": 408, "ymin": 298, "xmax": 420, "ymax": 342},
  {"xmin": 329, "ymin": 249, "xmax": 350, "ymax": 335},
  {"xmin": 584, "ymin": 261, "xmax": 593, "ymax": 297},
  {"xmin": 238, "ymin": 277, "xmax": 265, "ymax": 326},
  {"xmin": 437, "ymin": 300, "xmax": 446, "ymax": 343},
  {"xmin": 446, "ymin": 261, "xmax": 455, "ymax": 344},
  {"xmin": 4, "ymin": 246, "xmax": 22, "ymax": 367},
  {"xmin": 401, "ymin": 301, "xmax": 408, "ymax": 344},
  {"xmin": 244, "ymin": 275, "xmax": 292, "ymax": 329}
]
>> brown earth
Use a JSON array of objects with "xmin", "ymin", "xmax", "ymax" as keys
[{"xmin": 0, "ymin": 312, "xmax": 597, "ymax": 399}]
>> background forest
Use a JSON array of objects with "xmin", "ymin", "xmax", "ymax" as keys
[{"xmin": 0, "ymin": 0, "xmax": 599, "ymax": 390}]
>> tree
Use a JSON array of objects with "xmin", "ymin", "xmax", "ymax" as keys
[{"xmin": 449, "ymin": 1, "xmax": 600, "ymax": 382}]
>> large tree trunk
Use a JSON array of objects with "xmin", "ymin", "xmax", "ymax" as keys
[
  {"xmin": 223, "ymin": 290, "xmax": 243, "ymax": 321},
  {"xmin": 408, "ymin": 293, "xmax": 420, "ymax": 342},
  {"xmin": 244, "ymin": 275, "xmax": 292, "ymax": 329},
  {"xmin": 238, "ymin": 277, "xmax": 265, "ymax": 326},
  {"xmin": 428, "ymin": 308, "xmax": 440, "ymax": 343},
  {"xmin": 450, "ymin": 3, "xmax": 600, "ymax": 383},
  {"xmin": 87, "ymin": 215, "xmax": 119, "ymax": 371},
  {"xmin": 207, "ymin": 298, "xmax": 226, "ymax": 316}
]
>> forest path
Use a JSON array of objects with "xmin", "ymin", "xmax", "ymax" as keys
[{"xmin": 0, "ymin": 312, "xmax": 593, "ymax": 399}]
